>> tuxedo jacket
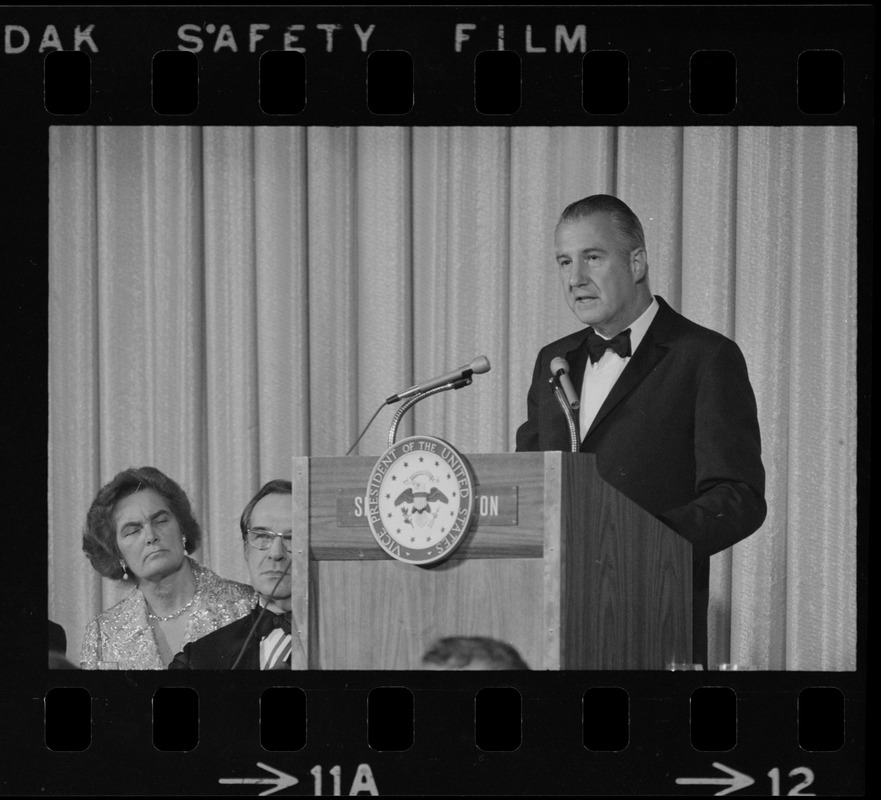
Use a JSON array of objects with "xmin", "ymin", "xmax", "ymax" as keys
[
  {"xmin": 169, "ymin": 608, "xmax": 263, "ymax": 670},
  {"xmin": 516, "ymin": 296, "xmax": 766, "ymax": 664}
]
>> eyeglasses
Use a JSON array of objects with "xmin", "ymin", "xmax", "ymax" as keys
[{"xmin": 246, "ymin": 529, "xmax": 293, "ymax": 552}]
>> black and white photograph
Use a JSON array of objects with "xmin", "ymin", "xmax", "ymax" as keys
[
  {"xmin": 1, "ymin": 4, "xmax": 868, "ymax": 796},
  {"xmin": 47, "ymin": 124, "xmax": 858, "ymax": 674}
]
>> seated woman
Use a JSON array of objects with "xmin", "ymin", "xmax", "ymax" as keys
[{"xmin": 80, "ymin": 466, "xmax": 257, "ymax": 669}]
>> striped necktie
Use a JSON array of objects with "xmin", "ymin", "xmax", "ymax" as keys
[
  {"xmin": 257, "ymin": 611, "xmax": 293, "ymax": 670},
  {"xmin": 260, "ymin": 627, "xmax": 292, "ymax": 670}
]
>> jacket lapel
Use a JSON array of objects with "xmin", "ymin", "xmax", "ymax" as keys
[
  {"xmin": 223, "ymin": 610, "xmax": 262, "ymax": 670},
  {"xmin": 566, "ymin": 333, "xmax": 590, "ymax": 401},
  {"xmin": 582, "ymin": 297, "xmax": 677, "ymax": 440},
  {"xmin": 239, "ymin": 610, "xmax": 263, "ymax": 670}
]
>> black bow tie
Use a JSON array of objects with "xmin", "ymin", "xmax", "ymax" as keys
[
  {"xmin": 254, "ymin": 609, "xmax": 292, "ymax": 638},
  {"xmin": 586, "ymin": 328, "xmax": 632, "ymax": 363}
]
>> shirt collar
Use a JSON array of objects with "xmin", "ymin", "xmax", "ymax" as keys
[
  {"xmin": 627, "ymin": 296, "xmax": 659, "ymax": 355},
  {"xmin": 590, "ymin": 296, "xmax": 658, "ymax": 356}
]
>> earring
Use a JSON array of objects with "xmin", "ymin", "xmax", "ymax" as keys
[
  {"xmin": 119, "ymin": 559, "xmax": 129, "ymax": 580},
  {"xmin": 182, "ymin": 535, "xmax": 188, "ymax": 551}
]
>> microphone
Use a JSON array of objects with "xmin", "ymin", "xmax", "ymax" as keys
[
  {"xmin": 550, "ymin": 357, "xmax": 580, "ymax": 410},
  {"xmin": 385, "ymin": 356, "xmax": 491, "ymax": 404}
]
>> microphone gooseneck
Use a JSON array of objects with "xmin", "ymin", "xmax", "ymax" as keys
[
  {"xmin": 549, "ymin": 357, "xmax": 580, "ymax": 453},
  {"xmin": 386, "ymin": 377, "xmax": 471, "ymax": 448},
  {"xmin": 347, "ymin": 356, "xmax": 491, "ymax": 455}
]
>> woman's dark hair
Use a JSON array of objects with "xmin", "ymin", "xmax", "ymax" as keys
[
  {"xmin": 239, "ymin": 479, "xmax": 293, "ymax": 539},
  {"xmin": 421, "ymin": 636, "xmax": 530, "ymax": 670},
  {"xmin": 82, "ymin": 466, "xmax": 202, "ymax": 580}
]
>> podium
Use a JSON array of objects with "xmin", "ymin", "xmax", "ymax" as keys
[{"xmin": 290, "ymin": 451, "xmax": 691, "ymax": 669}]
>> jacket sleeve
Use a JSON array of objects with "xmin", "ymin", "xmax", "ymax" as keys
[
  {"xmin": 167, "ymin": 645, "xmax": 193, "ymax": 670},
  {"xmin": 657, "ymin": 337, "xmax": 767, "ymax": 558},
  {"xmin": 515, "ymin": 351, "xmax": 545, "ymax": 452}
]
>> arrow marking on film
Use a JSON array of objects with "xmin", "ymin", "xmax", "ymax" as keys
[
  {"xmin": 219, "ymin": 762, "xmax": 299, "ymax": 796},
  {"xmin": 675, "ymin": 762, "xmax": 755, "ymax": 796}
]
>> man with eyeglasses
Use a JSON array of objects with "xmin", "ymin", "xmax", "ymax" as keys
[{"xmin": 170, "ymin": 479, "xmax": 296, "ymax": 669}]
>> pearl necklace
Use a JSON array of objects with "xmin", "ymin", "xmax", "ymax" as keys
[{"xmin": 146, "ymin": 593, "xmax": 197, "ymax": 622}]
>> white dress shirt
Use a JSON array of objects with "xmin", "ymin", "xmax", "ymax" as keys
[
  {"xmin": 579, "ymin": 298, "xmax": 660, "ymax": 438},
  {"xmin": 257, "ymin": 600, "xmax": 293, "ymax": 670}
]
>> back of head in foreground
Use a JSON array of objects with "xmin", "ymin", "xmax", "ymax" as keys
[{"xmin": 421, "ymin": 636, "xmax": 530, "ymax": 670}]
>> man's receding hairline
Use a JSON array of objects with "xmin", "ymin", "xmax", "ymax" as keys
[{"xmin": 555, "ymin": 209, "xmax": 642, "ymax": 256}]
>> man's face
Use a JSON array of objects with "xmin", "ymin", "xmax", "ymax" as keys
[
  {"xmin": 244, "ymin": 492, "xmax": 292, "ymax": 612},
  {"xmin": 555, "ymin": 213, "xmax": 646, "ymax": 337}
]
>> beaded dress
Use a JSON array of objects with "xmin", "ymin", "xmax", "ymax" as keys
[{"xmin": 80, "ymin": 558, "xmax": 257, "ymax": 669}]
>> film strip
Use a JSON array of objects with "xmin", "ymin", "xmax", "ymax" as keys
[{"xmin": 2, "ymin": 4, "xmax": 869, "ymax": 796}]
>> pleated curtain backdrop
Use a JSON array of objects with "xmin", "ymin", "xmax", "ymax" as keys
[{"xmin": 48, "ymin": 125, "xmax": 857, "ymax": 671}]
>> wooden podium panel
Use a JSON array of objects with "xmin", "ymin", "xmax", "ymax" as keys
[
  {"xmin": 291, "ymin": 451, "xmax": 691, "ymax": 670},
  {"xmin": 311, "ymin": 558, "xmax": 546, "ymax": 670}
]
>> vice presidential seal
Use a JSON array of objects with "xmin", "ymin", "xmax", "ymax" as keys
[{"xmin": 366, "ymin": 435, "xmax": 475, "ymax": 565}]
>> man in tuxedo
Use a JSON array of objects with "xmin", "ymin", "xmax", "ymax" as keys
[
  {"xmin": 170, "ymin": 479, "xmax": 297, "ymax": 670},
  {"xmin": 516, "ymin": 195, "xmax": 766, "ymax": 666}
]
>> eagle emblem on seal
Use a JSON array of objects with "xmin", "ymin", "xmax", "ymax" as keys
[
  {"xmin": 394, "ymin": 471, "xmax": 450, "ymax": 528},
  {"xmin": 366, "ymin": 435, "xmax": 475, "ymax": 565}
]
